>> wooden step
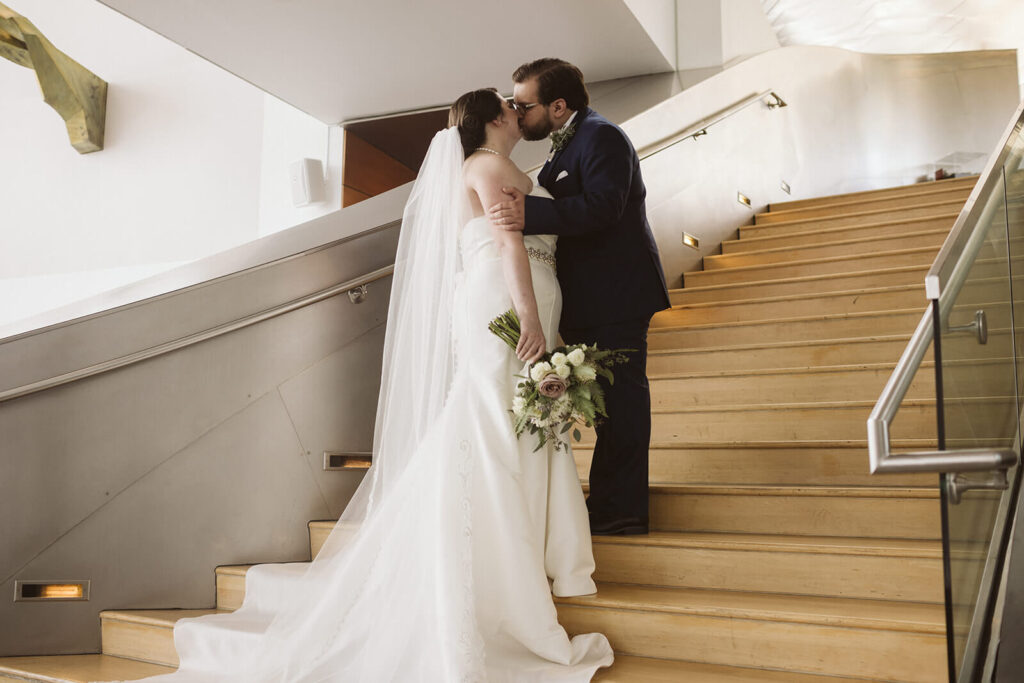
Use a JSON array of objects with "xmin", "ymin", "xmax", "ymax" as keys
[
  {"xmin": 733, "ymin": 213, "xmax": 957, "ymax": 251},
  {"xmin": 639, "ymin": 400, "xmax": 940, "ymax": 442},
  {"xmin": 746, "ymin": 202, "xmax": 963, "ymax": 235},
  {"xmin": 646, "ymin": 335, "xmax": 921, "ymax": 373},
  {"xmin": 704, "ymin": 229, "xmax": 948, "ymax": 271},
  {"xmin": 648, "ymin": 308, "xmax": 924, "ymax": 351},
  {"xmin": 0, "ymin": 655, "xmax": 173, "ymax": 682},
  {"xmin": 593, "ymin": 655, "xmax": 870, "ymax": 682},
  {"xmin": 640, "ymin": 484, "xmax": 941, "ymax": 539},
  {"xmin": 591, "ymin": 531, "xmax": 942, "ymax": 602},
  {"xmin": 554, "ymin": 583, "xmax": 947, "ymax": 681},
  {"xmin": 660, "ymin": 285, "xmax": 929, "ymax": 326},
  {"xmin": 99, "ymin": 609, "xmax": 222, "ymax": 667},
  {"xmin": 758, "ymin": 185, "xmax": 973, "ymax": 224},
  {"xmin": 769, "ymin": 175, "xmax": 976, "ymax": 212},
  {"xmin": 311, "ymin": 480, "xmax": 939, "ymax": 546},
  {"xmin": 684, "ymin": 247, "xmax": 939, "ymax": 287},
  {"xmin": 572, "ymin": 440, "xmax": 936, "ymax": 487},
  {"xmin": 218, "ymin": 528, "xmax": 942, "ymax": 619},
  {"xmin": 647, "ymin": 362, "xmax": 935, "ymax": 407},
  {"xmin": 669, "ymin": 264, "xmax": 929, "ymax": 306}
]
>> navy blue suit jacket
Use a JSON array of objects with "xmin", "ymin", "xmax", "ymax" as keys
[{"xmin": 524, "ymin": 107, "xmax": 670, "ymax": 331}]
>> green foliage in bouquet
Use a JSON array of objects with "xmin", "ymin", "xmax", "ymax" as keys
[{"xmin": 488, "ymin": 309, "xmax": 633, "ymax": 452}]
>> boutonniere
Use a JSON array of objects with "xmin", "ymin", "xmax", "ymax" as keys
[{"xmin": 549, "ymin": 123, "xmax": 577, "ymax": 156}]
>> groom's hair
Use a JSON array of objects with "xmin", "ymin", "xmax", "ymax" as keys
[{"xmin": 513, "ymin": 58, "xmax": 589, "ymax": 112}]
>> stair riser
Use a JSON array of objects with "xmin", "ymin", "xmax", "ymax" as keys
[
  {"xmin": 748, "ymin": 203, "xmax": 963, "ymax": 234},
  {"xmin": 648, "ymin": 311, "xmax": 924, "ymax": 350},
  {"xmin": 771, "ymin": 176, "xmax": 976, "ymax": 211},
  {"xmin": 637, "ymin": 404, "xmax": 939, "ymax": 442},
  {"xmin": 670, "ymin": 268, "xmax": 928, "ymax": 305},
  {"xmin": 556, "ymin": 605, "xmax": 947, "ymax": 682},
  {"xmin": 758, "ymin": 188, "xmax": 973, "ymax": 224},
  {"xmin": 650, "ymin": 493, "xmax": 941, "ymax": 539},
  {"xmin": 591, "ymin": 544, "xmax": 943, "ymax": 602},
  {"xmin": 647, "ymin": 338, "xmax": 922, "ymax": 373},
  {"xmin": 101, "ymin": 619, "xmax": 178, "ymax": 667},
  {"xmin": 685, "ymin": 250, "xmax": 938, "ymax": 287},
  {"xmin": 572, "ymin": 447, "xmax": 936, "ymax": 487},
  {"xmin": 649, "ymin": 368, "xmax": 933, "ymax": 407},
  {"xmin": 662, "ymin": 288, "xmax": 929, "ymax": 325},
  {"xmin": 705, "ymin": 231, "xmax": 947, "ymax": 271},
  {"xmin": 733, "ymin": 216, "xmax": 956, "ymax": 252}
]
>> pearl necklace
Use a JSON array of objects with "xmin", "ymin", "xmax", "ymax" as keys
[{"xmin": 474, "ymin": 146, "xmax": 503, "ymax": 157}]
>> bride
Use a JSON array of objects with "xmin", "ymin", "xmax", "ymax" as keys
[{"xmin": 127, "ymin": 88, "xmax": 614, "ymax": 683}]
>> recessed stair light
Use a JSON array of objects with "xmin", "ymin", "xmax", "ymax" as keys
[
  {"xmin": 737, "ymin": 192, "xmax": 752, "ymax": 207},
  {"xmin": 15, "ymin": 580, "xmax": 89, "ymax": 602},
  {"xmin": 324, "ymin": 452, "xmax": 372, "ymax": 470},
  {"xmin": 681, "ymin": 232, "xmax": 700, "ymax": 250}
]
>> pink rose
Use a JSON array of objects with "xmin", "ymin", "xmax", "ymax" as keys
[{"xmin": 538, "ymin": 373, "xmax": 567, "ymax": 399}]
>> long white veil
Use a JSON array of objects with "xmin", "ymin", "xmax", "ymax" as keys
[{"xmin": 141, "ymin": 127, "xmax": 476, "ymax": 682}]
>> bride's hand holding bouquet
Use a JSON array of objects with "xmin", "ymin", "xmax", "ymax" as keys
[{"xmin": 489, "ymin": 309, "xmax": 632, "ymax": 452}]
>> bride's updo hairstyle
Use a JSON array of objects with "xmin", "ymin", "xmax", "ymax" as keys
[{"xmin": 448, "ymin": 88, "xmax": 503, "ymax": 158}]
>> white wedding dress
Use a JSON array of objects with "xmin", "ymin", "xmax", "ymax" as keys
[{"xmin": 125, "ymin": 179, "xmax": 614, "ymax": 682}]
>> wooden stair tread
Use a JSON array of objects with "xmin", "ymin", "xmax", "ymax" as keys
[
  {"xmin": 670, "ymin": 263, "xmax": 929, "ymax": 296},
  {"xmin": 593, "ymin": 655, "xmax": 870, "ymax": 682},
  {"xmin": 688, "ymin": 245, "xmax": 939, "ymax": 276},
  {"xmin": 0, "ymin": 655, "xmax": 175, "ymax": 682},
  {"xmin": 763, "ymin": 185, "xmax": 973, "ymax": 221},
  {"xmin": 708, "ymin": 226, "xmax": 951, "ymax": 263},
  {"xmin": 648, "ymin": 333, "xmax": 913, "ymax": 356},
  {"xmin": 669, "ymin": 282, "xmax": 927, "ymax": 312},
  {"xmin": 99, "ymin": 609, "xmax": 223, "ymax": 627},
  {"xmin": 650, "ymin": 306, "xmax": 924, "ymax": 333},
  {"xmin": 746, "ymin": 206, "xmax": 961, "ymax": 231},
  {"xmin": 769, "ymin": 175, "xmax": 976, "ymax": 211},
  {"xmin": 555, "ymin": 583, "xmax": 946, "ymax": 633},
  {"xmin": 586, "ymin": 483, "xmax": 940, "ymax": 499},
  {"xmin": 592, "ymin": 530, "xmax": 942, "ymax": 557}
]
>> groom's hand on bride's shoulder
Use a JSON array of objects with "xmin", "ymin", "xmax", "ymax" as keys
[{"xmin": 488, "ymin": 187, "xmax": 525, "ymax": 232}]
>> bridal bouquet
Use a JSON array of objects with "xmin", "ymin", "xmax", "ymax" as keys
[{"xmin": 488, "ymin": 309, "xmax": 632, "ymax": 452}]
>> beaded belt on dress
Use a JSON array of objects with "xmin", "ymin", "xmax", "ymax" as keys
[{"xmin": 527, "ymin": 247, "xmax": 556, "ymax": 270}]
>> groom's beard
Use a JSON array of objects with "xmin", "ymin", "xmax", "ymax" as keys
[{"xmin": 520, "ymin": 118, "xmax": 554, "ymax": 142}]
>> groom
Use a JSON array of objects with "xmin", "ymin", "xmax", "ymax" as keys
[{"xmin": 489, "ymin": 58, "xmax": 670, "ymax": 536}]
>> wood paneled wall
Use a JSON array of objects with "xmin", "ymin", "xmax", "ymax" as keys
[{"xmin": 341, "ymin": 130, "xmax": 416, "ymax": 207}]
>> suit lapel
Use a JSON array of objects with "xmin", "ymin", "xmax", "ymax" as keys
[{"xmin": 540, "ymin": 107, "xmax": 592, "ymax": 190}]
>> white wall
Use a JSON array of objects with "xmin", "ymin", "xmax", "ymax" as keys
[
  {"xmin": 0, "ymin": 1, "xmax": 345, "ymax": 331},
  {"xmin": 257, "ymin": 95, "xmax": 343, "ymax": 238}
]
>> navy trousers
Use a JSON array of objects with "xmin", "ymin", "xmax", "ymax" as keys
[{"xmin": 561, "ymin": 316, "xmax": 651, "ymax": 524}]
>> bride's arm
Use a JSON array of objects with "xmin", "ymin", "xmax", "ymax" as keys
[{"xmin": 466, "ymin": 157, "xmax": 546, "ymax": 364}]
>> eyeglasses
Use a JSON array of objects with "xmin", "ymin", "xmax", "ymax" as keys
[{"xmin": 507, "ymin": 98, "xmax": 541, "ymax": 113}]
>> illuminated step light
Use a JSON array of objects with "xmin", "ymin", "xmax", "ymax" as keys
[
  {"xmin": 681, "ymin": 232, "xmax": 700, "ymax": 250},
  {"xmin": 15, "ymin": 580, "xmax": 90, "ymax": 602},
  {"xmin": 780, "ymin": 180, "xmax": 791, "ymax": 195},
  {"xmin": 324, "ymin": 452, "xmax": 372, "ymax": 470},
  {"xmin": 737, "ymin": 192, "xmax": 752, "ymax": 207}
]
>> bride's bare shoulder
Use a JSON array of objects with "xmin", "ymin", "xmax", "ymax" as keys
[{"xmin": 463, "ymin": 153, "xmax": 530, "ymax": 193}]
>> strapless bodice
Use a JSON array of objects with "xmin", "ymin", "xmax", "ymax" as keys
[{"xmin": 460, "ymin": 188, "xmax": 557, "ymax": 271}]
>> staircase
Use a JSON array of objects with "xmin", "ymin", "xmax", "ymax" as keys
[{"xmin": 0, "ymin": 175, "xmax": 978, "ymax": 682}]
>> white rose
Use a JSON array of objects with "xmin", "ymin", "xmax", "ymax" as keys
[
  {"xmin": 550, "ymin": 352, "xmax": 567, "ymax": 367},
  {"xmin": 512, "ymin": 396, "xmax": 526, "ymax": 414},
  {"xmin": 530, "ymin": 362, "xmax": 552, "ymax": 382},
  {"xmin": 573, "ymin": 364, "xmax": 597, "ymax": 382},
  {"xmin": 567, "ymin": 348, "xmax": 586, "ymax": 366},
  {"xmin": 554, "ymin": 363, "xmax": 571, "ymax": 379}
]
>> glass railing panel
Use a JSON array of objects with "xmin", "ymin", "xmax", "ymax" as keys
[{"xmin": 936, "ymin": 168, "xmax": 1019, "ymax": 676}]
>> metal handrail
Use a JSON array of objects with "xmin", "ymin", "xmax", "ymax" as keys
[
  {"xmin": 867, "ymin": 98, "xmax": 1024, "ymax": 475},
  {"xmin": 526, "ymin": 89, "xmax": 785, "ymax": 173},
  {"xmin": 0, "ymin": 264, "xmax": 395, "ymax": 404},
  {"xmin": 637, "ymin": 90, "xmax": 784, "ymax": 161}
]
